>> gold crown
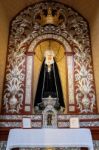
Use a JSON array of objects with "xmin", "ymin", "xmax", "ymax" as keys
[{"xmin": 35, "ymin": 7, "xmax": 63, "ymax": 26}]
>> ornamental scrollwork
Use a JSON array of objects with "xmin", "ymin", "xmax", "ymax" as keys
[{"xmin": 2, "ymin": 2, "xmax": 96, "ymax": 113}]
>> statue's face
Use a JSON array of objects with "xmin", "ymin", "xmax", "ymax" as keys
[
  {"xmin": 46, "ymin": 54, "xmax": 53, "ymax": 64},
  {"xmin": 48, "ymin": 55, "xmax": 52, "ymax": 61},
  {"xmin": 44, "ymin": 50, "xmax": 54, "ymax": 65}
]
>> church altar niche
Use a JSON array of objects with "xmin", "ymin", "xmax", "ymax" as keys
[
  {"xmin": 1, "ymin": 1, "xmax": 97, "ymax": 114},
  {"xmin": 33, "ymin": 40, "xmax": 67, "ymax": 113}
]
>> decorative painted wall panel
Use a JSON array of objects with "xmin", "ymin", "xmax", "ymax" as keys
[
  {"xmin": 74, "ymin": 50, "xmax": 96, "ymax": 113},
  {"xmin": 25, "ymin": 55, "xmax": 33, "ymax": 112},
  {"xmin": 3, "ymin": 48, "xmax": 25, "ymax": 113},
  {"xmin": 67, "ymin": 56, "xmax": 74, "ymax": 108},
  {"xmin": 25, "ymin": 56, "xmax": 33, "ymax": 105},
  {"xmin": 2, "ymin": 2, "xmax": 96, "ymax": 114}
]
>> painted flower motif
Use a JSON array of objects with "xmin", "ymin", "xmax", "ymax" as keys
[{"xmin": 82, "ymin": 94, "xmax": 90, "ymax": 109}]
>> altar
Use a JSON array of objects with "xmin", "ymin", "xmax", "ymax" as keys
[{"xmin": 6, "ymin": 128, "xmax": 94, "ymax": 150}]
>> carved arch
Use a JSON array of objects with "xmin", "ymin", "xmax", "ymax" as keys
[{"xmin": 28, "ymin": 34, "xmax": 72, "ymax": 52}]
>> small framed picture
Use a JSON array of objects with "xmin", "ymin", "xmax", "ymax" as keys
[
  {"xmin": 22, "ymin": 117, "xmax": 32, "ymax": 128},
  {"xmin": 69, "ymin": 117, "xmax": 80, "ymax": 128}
]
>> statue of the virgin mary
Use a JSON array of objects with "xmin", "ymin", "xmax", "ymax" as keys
[{"xmin": 34, "ymin": 50, "xmax": 65, "ymax": 111}]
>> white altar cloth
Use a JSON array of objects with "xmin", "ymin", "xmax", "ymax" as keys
[{"xmin": 6, "ymin": 128, "xmax": 94, "ymax": 150}]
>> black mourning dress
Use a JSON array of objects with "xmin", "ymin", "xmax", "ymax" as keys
[{"xmin": 34, "ymin": 59, "xmax": 65, "ymax": 111}]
